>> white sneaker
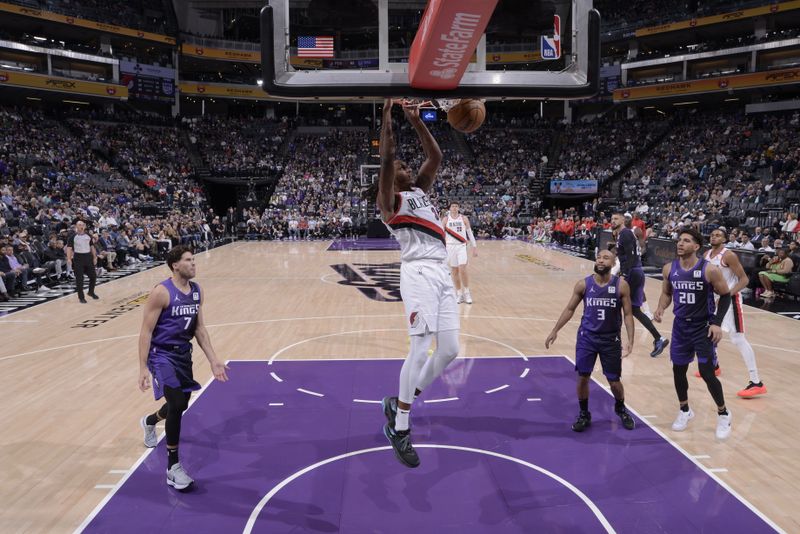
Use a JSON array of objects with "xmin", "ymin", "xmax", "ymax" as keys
[
  {"xmin": 166, "ymin": 463, "xmax": 194, "ymax": 490},
  {"xmin": 464, "ymin": 289, "xmax": 473, "ymax": 304},
  {"xmin": 716, "ymin": 411, "xmax": 732, "ymax": 439},
  {"xmin": 671, "ymin": 408, "xmax": 695, "ymax": 431},
  {"xmin": 456, "ymin": 292, "xmax": 464, "ymax": 304},
  {"xmin": 140, "ymin": 416, "xmax": 157, "ymax": 448}
]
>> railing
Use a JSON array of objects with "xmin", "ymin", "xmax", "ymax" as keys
[
  {"xmin": 600, "ymin": 0, "xmax": 778, "ymax": 41},
  {"xmin": 180, "ymin": 33, "xmax": 259, "ymax": 51}
]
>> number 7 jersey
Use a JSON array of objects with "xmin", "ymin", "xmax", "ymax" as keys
[
  {"xmin": 581, "ymin": 275, "xmax": 622, "ymax": 335},
  {"xmin": 151, "ymin": 278, "xmax": 201, "ymax": 351}
]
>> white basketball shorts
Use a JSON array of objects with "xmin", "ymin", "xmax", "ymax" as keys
[
  {"xmin": 446, "ymin": 244, "xmax": 468, "ymax": 267},
  {"xmin": 400, "ymin": 260, "xmax": 460, "ymax": 335}
]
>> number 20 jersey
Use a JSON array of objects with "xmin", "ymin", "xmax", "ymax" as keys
[{"xmin": 669, "ymin": 258, "xmax": 715, "ymax": 322}]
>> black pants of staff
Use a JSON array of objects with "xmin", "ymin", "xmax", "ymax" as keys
[{"xmin": 73, "ymin": 253, "xmax": 96, "ymax": 300}]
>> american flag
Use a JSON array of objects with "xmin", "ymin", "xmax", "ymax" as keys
[{"xmin": 297, "ymin": 36, "xmax": 334, "ymax": 57}]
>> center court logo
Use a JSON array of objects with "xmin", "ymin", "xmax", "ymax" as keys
[{"xmin": 331, "ymin": 263, "xmax": 401, "ymax": 302}]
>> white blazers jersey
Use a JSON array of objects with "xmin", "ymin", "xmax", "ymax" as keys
[
  {"xmin": 704, "ymin": 247, "xmax": 746, "ymax": 333},
  {"xmin": 444, "ymin": 215, "xmax": 468, "ymax": 246},
  {"xmin": 704, "ymin": 248, "xmax": 739, "ymax": 290},
  {"xmin": 385, "ymin": 187, "xmax": 447, "ymax": 263}
]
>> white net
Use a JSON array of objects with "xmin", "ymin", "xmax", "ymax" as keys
[{"xmin": 395, "ymin": 98, "xmax": 462, "ymax": 111}]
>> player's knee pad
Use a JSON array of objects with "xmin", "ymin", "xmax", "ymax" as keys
[
  {"xmin": 672, "ymin": 364, "xmax": 689, "ymax": 383},
  {"xmin": 409, "ymin": 333, "xmax": 434, "ymax": 363},
  {"xmin": 729, "ymin": 332, "xmax": 748, "ymax": 348},
  {"xmin": 435, "ymin": 329, "xmax": 459, "ymax": 361},
  {"xmin": 697, "ymin": 360, "xmax": 718, "ymax": 383},
  {"xmin": 164, "ymin": 387, "xmax": 189, "ymax": 413}
]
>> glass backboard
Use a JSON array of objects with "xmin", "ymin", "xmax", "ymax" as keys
[{"xmin": 260, "ymin": 0, "xmax": 600, "ymax": 100}]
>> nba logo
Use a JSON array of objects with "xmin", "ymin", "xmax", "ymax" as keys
[
  {"xmin": 693, "ymin": 270, "xmax": 702, "ymax": 278},
  {"xmin": 540, "ymin": 15, "xmax": 561, "ymax": 60}
]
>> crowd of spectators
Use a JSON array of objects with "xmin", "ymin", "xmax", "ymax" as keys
[
  {"xmin": 2, "ymin": 101, "xmax": 798, "ymax": 299},
  {"xmin": 596, "ymin": 0, "xmax": 768, "ymax": 33},
  {"xmin": 0, "ymin": 106, "xmax": 215, "ymax": 299},
  {"xmin": 553, "ymin": 117, "xmax": 669, "ymax": 186},
  {"xmin": 6, "ymin": 0, "xmax": 179, "ymax": 35},
  {"xmin": 186, "ymin": 116, "xmax": 288, "ymax": 177}
]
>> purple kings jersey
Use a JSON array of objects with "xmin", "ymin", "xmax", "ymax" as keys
[
  {"xmin": 151, "ymin": 278, "xmax": 201, "ymax": 351},
  {"xmin": 580, "ymin": 275, "xmax": 622, "ymax": 335},
  {"xmin": 669, "ymin": 258, "xmax": 715, "ymax": 321}
]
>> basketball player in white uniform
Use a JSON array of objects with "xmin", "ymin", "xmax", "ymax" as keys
[
  {"xmin": 377, "ymin": 98, "xmax": 460, "ymax": 468},
  {"xmin": 704, "ymin": 228, "xmax": 766, "ymax": 397},
  {"xmin": 442, "ymin": 202, "xmax": 477, "ymax": 304}
]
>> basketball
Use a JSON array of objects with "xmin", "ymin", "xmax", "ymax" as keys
[{"xmin": 447, "ymin": 99, "xmax": 486, "ymax": 133}]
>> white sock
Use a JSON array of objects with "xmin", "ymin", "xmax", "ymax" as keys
[
  {"xmin": 730, "ymin": 333, "xmax": 759, "ymax": 383},
  {"xmin": 395, "ymin": 408, "xmax": 411, "ymax": 432}
]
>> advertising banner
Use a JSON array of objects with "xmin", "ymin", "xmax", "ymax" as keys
[
  {"xmin": 635, "ymin": 1, "xmax": 800, "ymax": 37},
  {"xmin": 0, "ymin": 69, "xmax": 128, "ymax": 99},
  {"xmin": 549, "ymin": 179, "xmax": 598, "ymax": 194},
  {"xmin": 613, "ymin": 67, "xmax": 800, "ymax": 101}
]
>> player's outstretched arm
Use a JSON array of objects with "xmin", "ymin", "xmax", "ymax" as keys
[
  {"xmin": 618, "ymin": 279, "xmax": 635, "ymax": 358},
  {"xmin": 404, "ymin": 105, "xmax": 442, "ymax": 193},
  {"xmin": 654, "ymin": 263, "xmax": 673, "ymax": 323},
  {"xmin": 138, "ymin": 285, "xmax": 168, "ymax": 391},
  {"xmin": 195, "ymin": 296, "xmax": 229, "ymax": 382},
  {"xmin": 545, "ymin": 279, "xmax": 585, "ymax": 349},
  {"xmin": 377, "ymin": 98, "xmax": 397, "ymax": 222},
  {"xmin": 706, "ymin": 265, "xmax": 731, "ymax": 344},
  {"xmin": 464, "ymin": 216, "xmax": 478, "ymax": 256}
]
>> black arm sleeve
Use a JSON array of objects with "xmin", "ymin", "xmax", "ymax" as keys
[
  {"xmin": 711, "ymin": 293, "xmax": 732, "ymax": 326},
  {"xmin": 618, "ymin": 230, "xmax": 637, "ymax": 277}
]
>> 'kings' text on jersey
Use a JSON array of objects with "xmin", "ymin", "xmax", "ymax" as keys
[
  {"xmin": 580, "ymin": 275, "xmax": 622, "ymax": 335},
  {"xmin": 151, "ymin": 278, "xmax": 201, "ymax": 351}
]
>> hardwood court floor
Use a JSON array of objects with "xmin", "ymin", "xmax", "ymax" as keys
[{"xmin": 0, "ymin": 240, "xmax": 797, "ymax": 533}]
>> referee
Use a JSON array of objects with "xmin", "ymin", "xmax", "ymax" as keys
[{"xmin": 66, "ymin": 220, "xmax": 99, "ymax": 303}]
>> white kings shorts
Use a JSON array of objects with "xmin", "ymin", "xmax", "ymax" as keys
[
  {"xmin": 446, "ymin": 244, "xmax": 468, "ymax": 267},
  {"xmin": 400, "ymin": 260, "xmax": 460, "ymax": 335}
]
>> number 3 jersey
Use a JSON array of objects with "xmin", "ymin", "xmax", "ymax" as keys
[
  {"xmin": 385, "ymin": 187, "xmax": 447, "ymax": 263},
  {"xmin": 580, "ymin": 275, "xmax": 622, "ymax": 335},
  {"xmin": 151, "ymin": 278, "xmax": 201, "ymax": 352},
  {"xmin": 669, "ymin": 258, "xmax": 715, "ymax": 322}
]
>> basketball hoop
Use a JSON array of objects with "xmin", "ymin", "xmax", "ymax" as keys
[{"xmin": 394, "ymin": 98, "xmax": 464, "ymax": 112}]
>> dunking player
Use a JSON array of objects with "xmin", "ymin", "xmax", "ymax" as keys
[
  {"xmin": 610, "ymin": 211, "xmax": 669, "ymax": 357},
  {"xmin": 138, "ymin": 245, "xmax": 230, "ymax": 489},
  {"xmin": 654, "ymin": 228, "xmax": 733, "ymax": 439},
  {"xmin": 546, "ymin": 249, "xmax": 636, "ymax": 432},
  {"xmin": 442, "ymin": 202, "xmax": 477, "ymax": 304},
  {"xmin": 703, "ymin": 228, "xmax": 766, "ymax": 397},
  {"xmin": 378, "ymin": 99, "xmax": 460, "ymax": 468}
]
